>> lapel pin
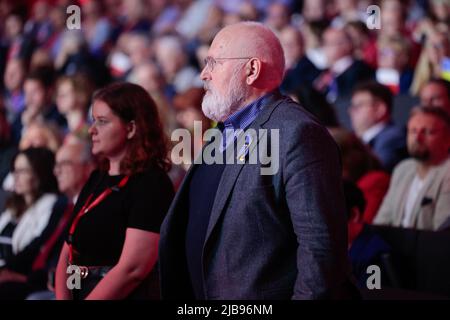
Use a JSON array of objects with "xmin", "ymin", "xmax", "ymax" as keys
[{"xmin": 237, "ymin": 134, "xmax": 252, "ymax": 162}]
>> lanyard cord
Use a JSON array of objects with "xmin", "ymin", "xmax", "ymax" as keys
[{"xmin": 68, "ymin": 175, "xmax": 129, "ymax": 264}]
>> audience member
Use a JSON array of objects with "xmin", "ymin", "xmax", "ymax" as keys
[
  {"xmin": 419, "ymin": 79, "xmax": 450, "ymax": 114},
  {"xmin": 0, "ymin": 147, "xmax": 65, "ymax": 299},
  {"xmin": 349, "ymin": 81, "xmax": 408, "ymax": 172},
  {"xmin": 374, "ymin": 107, "xmax": 450, "ymax": 230},
  {"xmin": 314, "ymin": 27, "xmax": 374, "ymax": 102}
]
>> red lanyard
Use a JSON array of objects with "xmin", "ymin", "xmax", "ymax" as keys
[{"xmin": 68, "ymin": 175, "xmax": 129, "ymax": 264}]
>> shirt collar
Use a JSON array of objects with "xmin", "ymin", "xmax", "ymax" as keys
[
  {"xmin": 362, "ymin": 122, "xmax": 388, "ymax": 144},
  {"xmin": 223, "ymin": 91, "xmax": 275, "ymax": 131},
  {"xmin": 331, "ymin": 56, "xmax": 354, "ymax": 75}
]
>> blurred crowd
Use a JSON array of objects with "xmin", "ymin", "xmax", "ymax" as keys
[{"xmin": 0, "ymin": 0, "xmax": 449, "ymax": 298}]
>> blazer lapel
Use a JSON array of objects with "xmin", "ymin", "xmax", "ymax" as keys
[
  {"xmin": 409, "ymin": 172, "xmax": 436, "ymax": 228},
  {"xmin": 204, "ymin": 129, "xmax": 259, "ymax": 241},
  {"xmin": 204, "ymin": 93, "xmax": 286, "ymax": 244},
  {"xmin": 393, "ymin": 168, "xmax": 416, "ymax": 226},
  {"xmin": 412, "ymin": 160, "xmax": 448, "ymax": 228}
]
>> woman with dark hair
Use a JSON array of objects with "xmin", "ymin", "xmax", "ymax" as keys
[
  {"xmin": 0, "ymin": 147, "xmax": 65, "ymax": 297},
  {"xmin": 55, "ymin": 82, "xmax": 174, "ymax": 300}
]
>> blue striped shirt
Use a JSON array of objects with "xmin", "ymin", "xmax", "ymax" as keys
[{"xmin": 219, "ymin": 92, "xmax": 274, "ymax": 151}]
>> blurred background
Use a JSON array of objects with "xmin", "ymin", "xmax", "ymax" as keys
[{"xmin": 0, "ymin": 0, "xmax": 449, "ymax": 299}]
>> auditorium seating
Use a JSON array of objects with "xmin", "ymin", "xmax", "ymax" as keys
[{"xmin": 360, "ymin": 225, "xmax": 450, "ymax": 299}]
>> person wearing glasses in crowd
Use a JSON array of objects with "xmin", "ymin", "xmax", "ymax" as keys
[
  {"xmin": 25, "ymin": 139, "xmax": 96, "ymax": 300},
  {"xmin": 0, "ymin": 147, "xmax": 66, "ymax": 299},
  {"xmin": 55, "ymin": 82, "xmax": 174, "ymax": 300}
]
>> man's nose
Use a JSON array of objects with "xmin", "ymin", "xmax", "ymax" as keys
[
  {"xmin": 415, "ymin": 131, "xmax": 426, "ymax": 142},
  {"xmin": 200, "ymin": 66, "xmax": 211, "ymax": 81},
  {"xmin": 88, "ymin": 123, "xmax": 97, "ymax": 136},
  {"xmin": 421, "ymin": 98, "xmax": 432, "ymax": 106}
]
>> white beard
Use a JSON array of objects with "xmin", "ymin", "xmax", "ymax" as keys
[{"xmin": 201, "ymin": 67, "xmax": 248, "ymax": 122}]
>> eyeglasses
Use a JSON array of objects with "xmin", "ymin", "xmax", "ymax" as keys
[
  {"xmin": 429, "ymin": 43, "xmax": 445, "ymax": 50},
  {"xmin": 90, "ymin": 117, "xmax": 110, "ymax": 128},
  {"xmin": 203, "ymin": 56, "xmax": 252, "ymax": 72},
  {"xmin": 408, "ymin": 128, "xmax": 443, "ymax": 136},
  {"xmin": 379, "ymin": 48, "xmax": 396, "ymax": 57},
  {"xmin": 13, "ymin": 168, "xmax": 32, "ymax": 176},
  {"xmin": 349, "ymin": 99, "xmax": 375, "ymax": 111},
  {"xmin": 54, "ymin": 160, "xmax": 76, "ymax": 170},
  {"xmin": 323, "ymin": 41, "xmax": 347, "ymax": 48}
]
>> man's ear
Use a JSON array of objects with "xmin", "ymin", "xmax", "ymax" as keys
[
  {"xmin": 245, "ymin": 58, "xmax": 261, "ymax": 85},
  {"xmin": 127, "ymin": 120, "xmax": 136, "ymax": 139}
]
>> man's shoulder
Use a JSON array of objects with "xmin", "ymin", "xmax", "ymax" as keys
[
  {"xmin": 392, "ymin": 158, "xmax": 417, "ymax": 176},
  {"xmin": 441, "ymin": 159, "xmax": 450, "ymax": 191},
  {"xmin": 438, "ymin": 158, "xmax": 450, "ymax": 176},
  {"xmin": 263, "ymin": 96, "xmax": 321, "ymax": 129},
  {"xmin": 383, "ymin": 123, "xmax": 405, "ymax": 135},
  {"xmin": 261, "ymin": 97, "xmax": 336, "ymax": 156},
  {"xmin": 376, "ymin": 123, "xmax": 406, "ymax": 142}
]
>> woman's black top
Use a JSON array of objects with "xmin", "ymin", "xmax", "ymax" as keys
[{"xmin": 68, "ymin": 167, "xmax": 174, "ymax": 267}]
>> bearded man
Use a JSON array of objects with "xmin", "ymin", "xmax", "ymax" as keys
[
  {"xmin": 159, "ymin": 21, "xmax": 358, "ymax": 299},
  {"xmin": 374, "ymin": 106, "xmax": 450, "ymax": 230}
]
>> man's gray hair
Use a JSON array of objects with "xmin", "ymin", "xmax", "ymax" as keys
[{"xmin": 65, "ymin": 137, "xmax": 94, "ymax": 164}]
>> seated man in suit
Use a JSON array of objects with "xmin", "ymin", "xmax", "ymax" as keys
[
  {"xmin": 159, "ymin": 21, "xmax": 357, "ymax": 300},
  {"xmin": 314, "ymin": 27, "xmax": 374, "ymax": 102},
  {"xmin": 374, "ymin": 107, "xmax": 450, "ymax": 230},
  {"xmin": 279, "ymin": 26, "xmax": 321, "ymax": 95},
  {"xmin": 348, "ymin": 81, "xmax": 408, "ymax": 172}
]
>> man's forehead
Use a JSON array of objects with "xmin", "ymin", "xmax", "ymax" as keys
[
  {"xmin": 57, "ymin": 146, "xmax": 79, "ymax": 159},
  {"xmin": 352, "ymin": 91, "xmax": 372, "ymax": 100},
  {"xmin": 409, "ymin": 114, "xmax": 443, "ymax": 126},
  {"xmin": 211, "ymin": 27, "xmax": 250, "ymax": 55},
  {"xmin": 428, "ymin": 84, "xmax": 447, "ymax": 95},
  {"xmin": 210, "ymin": 32, "xmax": 233, "ymax": 54},
  {"xmin": 325, "ymin": 29, "xmax": 344, "ymax": 40}
]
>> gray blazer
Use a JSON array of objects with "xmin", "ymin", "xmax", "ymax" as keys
[
  {"xmin": 374, "ymin": 157, "xmax": 450, "ymax": 230},
  {"xmin": 159, "ymin": 93, "xmax": 355, "ymax": 299}
]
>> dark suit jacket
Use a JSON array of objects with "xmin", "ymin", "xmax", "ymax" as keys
[
  {"xmin": 368, "ymin": 123, "xmax": 408, "ymax": 173},
  {"xmin": 336, "ymin": 60, "xmax": 375, "ymax": 97},
  {"xmin": 159, "ymin": 93, "xmax": 356, "ymax": 299},
  {"xmin": 280, "ymin": 56, "xmax": 321, "ymax": 94}
]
